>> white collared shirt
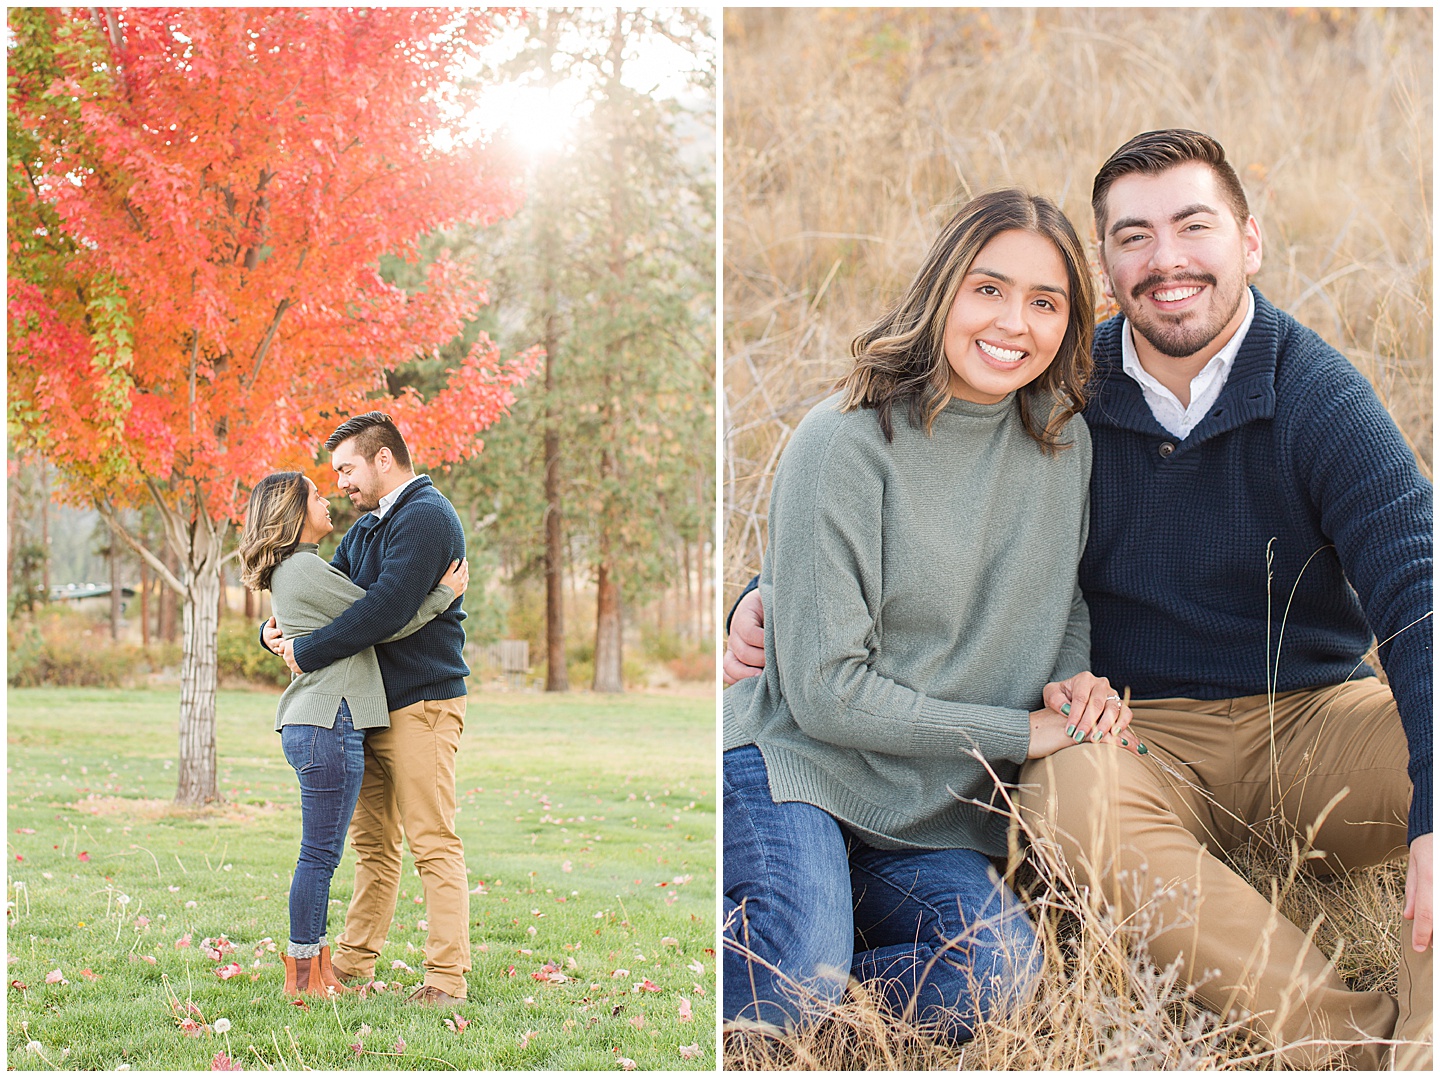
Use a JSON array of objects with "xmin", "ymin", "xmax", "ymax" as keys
[
  {"xmin": 1120, "ymin": 288, "xmax": 1255, "ymax": 440},
  {"xmin": 373, "ymin": 474, "xmax": 425, "ymax": 521}
]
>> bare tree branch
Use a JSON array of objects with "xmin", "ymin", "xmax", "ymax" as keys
[
  {"xmin": 243, "ymin": 297, "xmax": 292, "ymax": 390},
  {"xmin": 95, "ymin": 498, "xmax": 186, "ymax": 595}
]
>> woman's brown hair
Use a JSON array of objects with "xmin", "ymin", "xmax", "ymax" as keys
[
  {"xmin": 840, "ymin": 188, "xmax": 1095, "ymax": 452},
  {"xmin": 237, "ymin": 472, "xmax": 310, "ymax": 592}
]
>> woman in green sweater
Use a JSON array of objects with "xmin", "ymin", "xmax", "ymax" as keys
[
  {"xmin": 722, "ymin": 189, "xmax": 1141, "ymax": 1042},
  {"xmin": 238, "ymin": 472, "xmax": 467, "ymax": 999}
]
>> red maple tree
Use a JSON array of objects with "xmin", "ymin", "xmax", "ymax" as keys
[{"xmin": 8, "ymin": 7, "xmax": 540, "ymax": 802}]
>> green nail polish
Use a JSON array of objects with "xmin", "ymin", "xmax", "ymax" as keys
[
  {"xmin": 1091, "ymin": 729, "xmax": 1104, "ymax": 743},
  {"xmin": 1060, "ymin": 703, "xmax": 1071, "ymax": 716},
  {"xmin": 1138, "ymin": 743, "xmax": 1149, "ymax": 755},
  {"xmin": 1072, "ymin": 729, "xmax": 1085, "ymax": 743},
  {"xmin": 1064, "ymin": 724, "xmax": 1076, "ymax": 738},
  {"xmin": 1120, "ymin": 737, "xmax": 1130, "ymax": 746}
]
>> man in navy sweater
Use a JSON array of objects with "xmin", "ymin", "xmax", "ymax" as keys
[
  {"xmin": 264, "ymin": 412, "xmax": 472, "ymax": 1006},
  {"xmin": 724, "ymin": 131, "xmax": 1431, "ymax": 1066}
]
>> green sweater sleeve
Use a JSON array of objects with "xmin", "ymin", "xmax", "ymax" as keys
[
  {"xmin": 377, "ymin": 581, "xmax": 455, "ymax": 643},
  {"xmin": 275, "ymin": 553, "xmax": 452, "ymax": 641},
  {"xmin": 1049, "ymin": 494, "xmax": 1092, "ymax": 683},
  {"xmin": 766, "ymin": 417, "xmax": 1033, "ymax": 765}
]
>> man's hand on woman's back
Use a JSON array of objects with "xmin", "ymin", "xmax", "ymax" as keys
[{"xmin": 723, "ymin": 588, "xmax": 766, "ymax": 686}]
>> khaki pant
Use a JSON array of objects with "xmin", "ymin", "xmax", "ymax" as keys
[
  {"xmin": 1017, "ymin": 679, "xmax": 1431, "ymax": 1069},
  {"xmin": 332, "ymin": 696, "xmax": 470, "ymax": 998}
]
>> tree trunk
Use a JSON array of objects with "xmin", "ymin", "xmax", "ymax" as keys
[
  {"xmin": 681, "ymin": 539, "xmax": 693, "ymax": 643},
  {"xmin": 542, "ymin": 306, "xmax": 569, "ymax": 691},
  {"xmin": 176, "ymin": 564, "xmax": 221, "ymax": 803},
  {"xmin": 100, "ymin": 487, "xmax": 232, "ymax": 805},
  {"xmin": 699, "ymin": 538, "xmax": 710, "ymax": 645},
  {"xmin": 140, "ymin": 559, "xmax": 150, "ymax": 648},
  {"xmin": 40, "ymin": 458, "xmax": 50, "ymax": 602},
  {"xmin": 108, "ymin": 530, "xmax": 122, "ymax": 641},
  {"xmin": 592, "ymin": 554, "xmax": 624, "ymax": 693}
]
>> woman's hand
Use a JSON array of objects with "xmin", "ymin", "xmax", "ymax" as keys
[
  {"xmin": 440, "ymin": 557, "xmax": 469, "ymax": 596},
  {"xmin": 1028, "ymin": 673, "xmax": 1144, "ymax": 759}
]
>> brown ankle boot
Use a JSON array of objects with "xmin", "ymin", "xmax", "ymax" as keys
[
  {"xmin": 282, "ymin": 953, "xmax": 328, "ymax": 997},
  {"xmin": 316, "ymin": 946, "xmax": 353, "ymax": 994}
]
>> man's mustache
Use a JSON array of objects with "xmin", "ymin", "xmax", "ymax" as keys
[{"xmin": 1131, "ymin": 272, "xmax": 1217, "ymax": 300}]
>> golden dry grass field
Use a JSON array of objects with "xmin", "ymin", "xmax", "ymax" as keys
[{"xmin": 721, "ymin": 7, "xmax": 1431, "ymax": 1070}]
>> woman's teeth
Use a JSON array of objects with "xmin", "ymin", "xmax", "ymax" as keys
[{"xmin": 978, "ymin": 341, "xmax": 1024, "ymax": 362}]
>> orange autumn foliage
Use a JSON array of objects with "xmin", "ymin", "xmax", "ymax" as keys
[{"xmin": 8, "ymin": 6, "xmax": 540, "ymax": 517}]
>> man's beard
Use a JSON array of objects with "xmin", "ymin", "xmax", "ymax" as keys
[{"xmin": 1122, "ymin": 272, "xmax": 1243, "ymax": 359}]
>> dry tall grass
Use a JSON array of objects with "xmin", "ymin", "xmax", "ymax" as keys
[
  {"xmin": 724, "ymin": 813, "xmax": 1408, "ymax": 1070},
  {"xmin": 721, "ymin": 7, "xmax": 1431, "ymax": 1070}
]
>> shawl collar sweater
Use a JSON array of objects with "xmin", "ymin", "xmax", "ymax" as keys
[
  {"xmin": 1081, "ymin": 286, "xmax": 1433, "ymax": 840},
  {"xmin": 724, "ymin": 392, "xmax": 1092, "ymax": 855},
  {"xmin": 290, "ymin": 476, "xmax": 469, "ymax": 710}
]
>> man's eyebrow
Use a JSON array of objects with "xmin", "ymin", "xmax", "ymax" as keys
[
  {"xmin": 967, "ymin": 266, "xmax": 1069, "ymax": 298},
  {"xmin": 1108, "ymin": 203, "xmax": 1220, "ymax": 238}
]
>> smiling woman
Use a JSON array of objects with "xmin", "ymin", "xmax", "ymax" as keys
[{"xmin": 721, "ymin": 189, "xmax": 1146, "ymax": 1045}]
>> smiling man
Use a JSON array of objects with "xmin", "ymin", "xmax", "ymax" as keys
[
  {"xmin": 723, "ymin": 130, "xmax": 1432, "ymax": 1067},
  {"xmin": 263, "ymin": 411, "xmax": 472, "ymax": 1007}
]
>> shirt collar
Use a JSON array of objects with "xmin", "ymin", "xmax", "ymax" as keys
[{"xmin": 373, "ymin": 474, "xmax": 424, "ymax": 521}]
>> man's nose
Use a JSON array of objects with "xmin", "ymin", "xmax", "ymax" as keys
[{"xmin": 1148, "ymin": 232, "xmax": 1188, "ymax": 272}]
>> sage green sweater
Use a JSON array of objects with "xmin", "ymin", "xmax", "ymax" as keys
[
  {"xmin": 269, "ymin": 544, "xmax": 455, "ymax": 732},
  {"xmin": 723, "ymin": 392, "xmax": 1092, "ymax": 855}
]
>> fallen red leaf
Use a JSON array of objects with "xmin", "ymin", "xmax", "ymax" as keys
[
  {"xmin": 77, "ymin": 851, "xmax": 90, "ymax": 862},
  {"xmin": 10, "ymin": 980, "xmax": 28, "ymax": 991}
]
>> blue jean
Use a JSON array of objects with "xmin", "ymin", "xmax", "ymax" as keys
[
  {"xmin": 722, "ymin": 744, "xmax": 1041, "ymax": 1043},
  {"xmin": 281, "ymin": 701, "xmax": 366, "ymax": 958}
]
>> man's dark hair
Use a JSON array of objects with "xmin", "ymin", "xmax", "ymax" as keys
[
  {"xmin": 1092, "ymin": 129, "xmax": 1250, "ymax": 237},
  {"xmin": 323, "ymin": 411, "xmax": 413, "ymax": 470}
]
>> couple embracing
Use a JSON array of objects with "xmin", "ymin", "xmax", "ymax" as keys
[
  {"xmin": 722, "ymin": 130, "xmax": 1431, "ymax": 1068},
  {"xmin": 237, "ymin": 412, "xmax": 472, "ymax": 1007}
]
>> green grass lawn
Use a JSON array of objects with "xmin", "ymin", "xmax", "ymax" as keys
[{"xmin": 5, "ymin": 687, "xmax": 716, "ymax": 1070}]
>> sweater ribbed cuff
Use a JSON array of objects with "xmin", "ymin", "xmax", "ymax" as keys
[
  {"xmin": 915, "ymin": 698, "xmax": 1031, "ymax": 764},
  {"xmin": 1408, "ymin": 761, "xmax": 1432, "ymax": 843}
]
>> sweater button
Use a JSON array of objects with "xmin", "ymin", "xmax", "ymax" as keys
[{"xmin": 1158, "ymin": 441, "xmax": 1175, "ymax": 458}]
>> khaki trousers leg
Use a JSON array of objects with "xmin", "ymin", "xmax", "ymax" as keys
[
  {"xmin": 332, "ymin": 728, "xmax": 403, "ymax": 982},
  {"xmin": 1016, "ymin": 680, "xmax": 1426, "ymax": 1069},
  {"xmin": 334, "ymin": 697, "xmax": 471, "ymax": 997}
]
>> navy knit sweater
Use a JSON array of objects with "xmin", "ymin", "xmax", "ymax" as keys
[
  {"xmin": 290, "ymin": 476, "xmax": 469, "ymax": 711},
  {"xmin": 1082, "ymin": 287, "xmax": 1432, "ymax": 841}
]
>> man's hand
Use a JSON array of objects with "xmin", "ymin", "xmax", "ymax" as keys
[
  {"xmin": 262, "ymin": 616, "xmax": 285, "ymax": 656},
  {"xmin": 722, "ymin": 589, "xmax": 766, "ymax": 687},
  {"xmin": 1403, "ymin": 831, "xmax": 1432, "ymax": 952},
  {"xmin": 280, "ymin": 638, "xmax": 303, "ymax": 676}
]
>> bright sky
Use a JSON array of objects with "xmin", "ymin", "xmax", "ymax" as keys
[{"xmin": 452, "ymin": 13, "xmax": 712, "ymax": 159}]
